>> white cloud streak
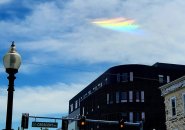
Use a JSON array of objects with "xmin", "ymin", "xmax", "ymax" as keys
[{"xmin": 15, "ymin": 0, "xmax": 185, "ymax": 65}]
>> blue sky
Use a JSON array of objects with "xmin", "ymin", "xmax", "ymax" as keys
[{"xmin": 1, "ymin": 0, "xmax": 185, "ymax": 129}]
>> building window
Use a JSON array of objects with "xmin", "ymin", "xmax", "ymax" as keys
[
  {"xmin": 107, "ymin": 93, "xmax": 109, "ymax": 104},
  {"xmin": 82, "ymin": 107, "xmax": 85, "ymax": 115},
  {"xmin": 129, "ymin": 112, "xmax": 133, "ymax": 122},
  {"xmin": 79, "ymin": 98, "xmax": 81, "ymax": 107},
  {"xmin": 171, "ymin": 97, "xmax": 176, "ymax": 116},
  {"xmin": 75, "ymin": 100, "xmax": 78, "ymax": 109},
  {"xmin": 93, "ymin": 86, "xmax": 98, "ymax": 91},
  {"xmin": 121, "ymin": 112, "xmax": 127, "ymax": 117},
  {"xmin": 141, "ymin": 112, "xmax": 145, "ymax": 120},
  {"xmin": 70, "ymin": 104, "xmax": 73, "ymax": 112},
  {"xmin": 105, "ymin": 78, "xmax": 108, "ymax": 85},
  {"xmin": 129, "ymin": 91, "xmax": 133, "ymax": 102},
  {"xmin": 130, "ymin": 72, "xmax": 133, "ymax": 81},
  {"xmin": 158, "ymin": 75, "xmax": 164, "ymax": 83},
  {"xmin": 107, "ymin": 93, "xmax": 114, "ymax": 104},
  {"xmin": 88, "ymin": 90, "xmax": 92, "ymax": 95},
  {"xmin": 141, "ymin": 91, "xmax": 144, "ymax": 102},
  {"xmin": 136, "ymin": 91, "xmax": 140, "ymax": 102},
  {"xmin": 116, "ymin": 92, "xmax": 120, "ymax": 103},
  {"xmin": 167, "ymin": 76, "xmax": 170, "ymax": 83},
  {"xmin": 136, "ymin": 112, "xmax": 140, "ymax": 122},
  {"xmin": 110, "ymin": 92, "xmax": 114, "ymax": 104},
  {"xmin": 117, "ymin": 74, "xmax": 120, "ymax": 82},
  {"xmin": 120, "ymin": 92, "xmax": 127, "ymax": 103},
  {"xmin": 122, "ymin": 73, "xmax": 128, "ymax": 82},
  {"xmin": 183, "ymin": 94, "xmax": 185, "ymax": 114}
]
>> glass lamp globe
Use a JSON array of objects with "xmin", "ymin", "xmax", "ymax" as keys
[{"xmin": 3, "ymin": 42, "xmax": 21, "ymax": 70}]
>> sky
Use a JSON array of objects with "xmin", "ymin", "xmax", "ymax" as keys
[{"xmin": 0, "ymin": 0, "xmax": 185, "ymax": 129}]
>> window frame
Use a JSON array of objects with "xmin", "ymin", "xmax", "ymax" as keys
[{"xmin": 170, "ymin": 96, "xmax": 177, "ymax": 117}]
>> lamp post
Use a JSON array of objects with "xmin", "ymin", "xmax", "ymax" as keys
[{"xmin": 3, "ymin": 42, "xmax": 21, "ymax": 130}]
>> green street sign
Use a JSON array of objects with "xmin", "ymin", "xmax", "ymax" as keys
[{"xmin": 32, "ymin": 122, "xmax": 58, "ymax": 128}]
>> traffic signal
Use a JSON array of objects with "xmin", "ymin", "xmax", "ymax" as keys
[
  {"xmin": 119, "ymin": 119, "xmax": 125, "ymax": 129},
  {"xmin": 21, "ymin": 113, "xmax": 29, "ymax": 129},
  {"xmin": 62, "ymin": 119, "xmax": 68, "ymax": 130},
  {"xmin": 78, "ymin": 116, "xmax": 86, "ymax": 129}
]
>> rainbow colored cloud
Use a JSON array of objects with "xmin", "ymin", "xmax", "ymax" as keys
[{"xmin": 92, "ymin": 17, "xmax": 139, "ymax": 33}]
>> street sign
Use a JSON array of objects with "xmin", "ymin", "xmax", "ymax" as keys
[{"xmin": 32, "ymin": 122, "xmax": 58, "ymax": 128}]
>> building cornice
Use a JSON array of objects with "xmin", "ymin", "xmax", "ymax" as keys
[{"xmin": 160, "ymin": 75, "xmax": 185, "ymax": 96}]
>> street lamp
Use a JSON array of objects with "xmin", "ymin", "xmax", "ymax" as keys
[{"xmin": 3, "ymin": 42, "xmax": 21, "ymax": 130}]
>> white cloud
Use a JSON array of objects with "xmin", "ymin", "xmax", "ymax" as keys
[
  {"xmin": 1, "ymin": 0, "xmax": 185, "ymax": 69},
  {"xmin": 0, "ymin": 67, "xmax": 4, "ymax": 74},
  {"xmin": 0, "ymin": 83, "xmax": 85, "ymax": 123},
  {"xmin": 20, "ymin": 0, "xmax": 185, "ymax": 65},
  {"xmin": 0, "ymin": 0, "xmax": 11, "ymax": 4}
]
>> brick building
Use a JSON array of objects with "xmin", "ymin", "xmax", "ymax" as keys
[{"xmin": 160, "ymin": 76, "xmax": 185, "ymax": 130}]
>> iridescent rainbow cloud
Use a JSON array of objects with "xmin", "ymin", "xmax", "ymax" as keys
[{"xmin": 92, "ymin": 17, "xmax": 139, "ymax": 33}]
